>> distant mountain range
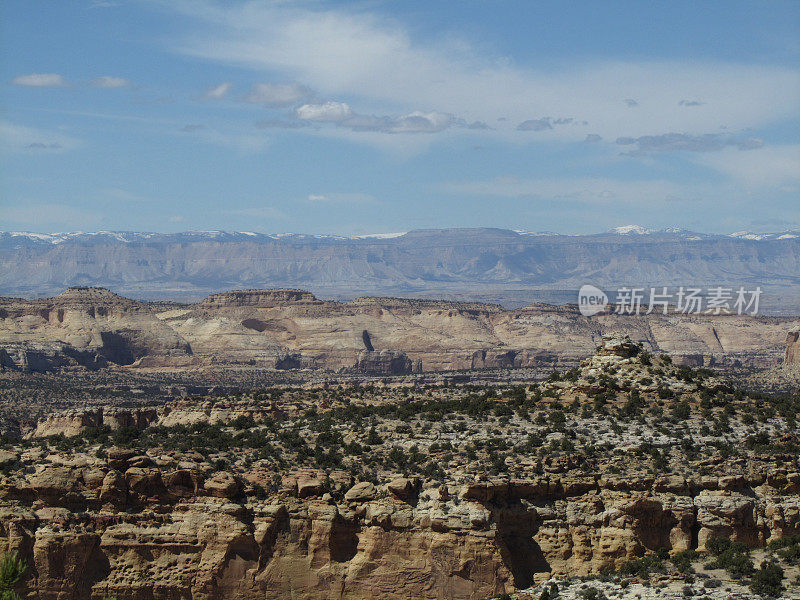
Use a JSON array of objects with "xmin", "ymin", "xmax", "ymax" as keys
[
  {"xmin": 1, "ymin": 227, "xmax": 799, "ymax": 313},
  {"xmin": 3, "ymin": 225, "xmax": 798, "ymax": 246}
]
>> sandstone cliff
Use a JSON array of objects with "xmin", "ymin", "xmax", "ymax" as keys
[
  {"xmin": 1, "ymin": 338, "xmax": 798, "ymax": 598},
  {"xmin": 0, "ymin": 287, "xmax": 796, "ymax": 373},
  {"xmin": 0, "ymin": 287, "xmax": 192, "ymax": 371},
  {"xmin": 1, "ymin": 456, "xmax": 798, "ymax": 599},
  {"xmin": 786, "ymin": 328, "xmax": 800, "ymax": 366}
]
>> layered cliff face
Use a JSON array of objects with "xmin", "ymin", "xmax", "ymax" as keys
[
  {"xmin": 159, "ymin": 292, "xmax": 796, "ymax": 371},
  {"xmin": 787, "ymin": 328, "xmax": 800, "ymax": 366},
  {"xmin": 1, "ymin": 339, "xmax": 798, "ymax": 599},
  {"xmin": 2, "ymin": 465, "xmax": 798, "ymax": 600},
  {"xmin": 0, "ymin": 287, "xmax": 192, "ymax": 370},
  {"xmin": 0, "ymin": 287, "xmax": 796, "ymax": 373}
]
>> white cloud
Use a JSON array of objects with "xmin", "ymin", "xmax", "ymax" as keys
[
  {"xmin": 170, "ymin": 2, "xmax": 800, "ymax": 140},
  {"xmin": 90, "ymin": 76, "xmax": 130, "ymax": 88},
  {"xmin": 385, "ymin": 111, "xmax": 455, "ymax": 133},
  {"xmin": 693, "ymin": 145, "xmax": 800, "ymax": 187},
  {"xmin": 244, "ymin": 82, "xmax": 310, "ymax": 105},
  {"xmin": 296, "ymin": 101, "xmax": 352, "ymax": 122},
  {"xmin": 11, "ymin": 73, "xmax": 67, "ymax": 87},
  {"xmin": 204, "ymin": 82, "xmax": 232, "ymax": 99},
  {"xmin": 0, "ymin": 121, "xmax": 80, "ymax": 153},
  {"xmin": 306, "ymin": 193, "xmax": 375, "ymax": 204}
]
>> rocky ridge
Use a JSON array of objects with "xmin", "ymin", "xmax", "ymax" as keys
[
  {"xmin": 787, "ymin": 328, "xmax": 799, "ymax": 366},
  {"xmin": 0, "ymin": 338, "xmax": 798, "ymax": 598},
  {"xmin": 2, "ymin": 228, "xmax": 799, "ymax": 314},
  {"xmin": 0, "ymin": 287, "xmax": 797, "ymax": 375}
]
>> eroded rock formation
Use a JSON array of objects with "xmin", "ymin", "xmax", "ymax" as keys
[
  {"xmin": 1, "ymin": 461, "xmax": 798, "ymax": 599},
  {"xmin": 786, "ymin": 328, "xmax": 800, "ymax": 366},
  {"xmin": 0, "ymin": 287, "xmax": 796, "ymax": 373}
]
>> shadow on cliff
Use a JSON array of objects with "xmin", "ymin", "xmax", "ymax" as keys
[
  {"xmin": 494, "ymin": 509, "xmax": 549, "ymax": 589},
  {"xmin": 329, "ymin": 517, "xmax": 359, "ymax": 563}
]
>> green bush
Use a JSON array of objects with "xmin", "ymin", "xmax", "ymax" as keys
[
  {"xmin": 749, "ymin": 560, "xmax": 784, "ymax": 597},
  {"xmin": 672, "ymin": 549, "xmax": 698, "ymax": 573},
  {"xmin": 705, "ymin": 538, "xmax": 754, "ymax": 578},
  {"xmin": 0, "ymin": 550, "xmax": 26, "ymax": 600},
  {"xmin": 620, "ymin": 553, "xmax": 665, "ymax": 578}
]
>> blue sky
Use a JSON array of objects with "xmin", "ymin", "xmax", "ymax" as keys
[{"xmin": 1, "ymin": 0, "xmax": 798, "ymax": 235}]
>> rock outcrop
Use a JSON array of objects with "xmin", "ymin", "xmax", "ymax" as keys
[
  {"xmin": 786, "ymin": 328, "xmax": 800, "ymax": 366},
  {"xmin": 1, "ymin": 461, "xmax": 798, "ymax": 599},
  {"xmin": 30, "ymin": 407, "xmax": 158, "ymax": 438},
  {"xmin": 0, "ymin": 287, "xmax": 192, "ymax": 371},
  {"xmin": 354, "ymin": 350, "xmax": 415, "ymax": 375},
  {"xmin": 0, "ymin": 287, "xmax": 795, "ymax": 373}
]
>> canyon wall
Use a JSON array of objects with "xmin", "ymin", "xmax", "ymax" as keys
[
  {"xmin": 0, "ymin": 287, "xmax": 796, "ymax": 373},
  {"xmin": 1, "ymin": 459, "xmax": 798, "ymax": 599},
  {"xmin": 787, "ymin": 329, "xmax": 800, "ymax": 366}
]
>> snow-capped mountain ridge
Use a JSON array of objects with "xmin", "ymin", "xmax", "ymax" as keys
[{"xmin": 2, "ymin": 227, "xmax": 799, "ymax": 246}]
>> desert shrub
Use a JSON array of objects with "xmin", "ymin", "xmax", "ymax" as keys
[
  {"xmin": 671, "ymin": 401, "xmax": 691, "ymax": 420},
  {"xmin": 768, "ymin": 534, "xmax": 800, "ymax": 565},
  {"xmin": 705, "ymin": 538, "xmax": 754, "ymax": 578},
  {"xmin": 579, "ymin": 587, "xmax": 607, "ymax": 600},
  {"xmin": 366, "ymin": 427, "xmax": 383, "ymax": 445},
  {"xmin": 672, "ymin": 549, "xmax": 698, "ymax": 573},
  {"xmin": 0, "ymin": 550, "xmax": 26, "ymax": 600},
  {"xmin": 231, "ymin": 415, "xmax": 255, "ymax": 430},
  {"xmin": 657, "ymin": 386, "xmax": 674, "ymax": 400},
  {"xmin": 749, "ymin": 561, "xmax": 784, "ymax": 597},
  {"xmin": 620, "ymin": 553, "xmax": 665, "ymax": 578}
]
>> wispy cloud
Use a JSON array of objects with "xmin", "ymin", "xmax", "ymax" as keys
[
  {"xmin": 227, "ymin": 206, "xmax": 286, "ymax": 219},
  {"xmin": 1, "ymin": 203, "xmax": 104, "ymax": 228},
  {"xmin": 294, "ymin": 102, "xmax": 460, "ymax": 134},
  {"xmin": 0, "ymin": 121, "xmax": 80, "ymax": 153},
  {"xmin": 11, "ymin": 73, "xmax": 68, "ymax": 87},
  {"xmin": 615, "ymin": 132, "xmax": 763, "ymax": 155},
  {"xmin": 244, "ymin": 82, "xmax": 310, "ymax": 105},
  {"xmin": 438, "ymin": 176, "xmax": 710, "ymax": 204},
  {"xmin": 168, "ymin": 2, "xmax": 800, "ymax": 141},
  {"xmin": 254, "ymin": 119, "xmax": 310, "ymax": 130},
  {"xmin": 306, "ymin": 192, "xmax": 376, "ymax": 204},
  {"xmin": 90, "ymin": 76, "xmax": 130, "ymax": 88},
  {"xmin": 100, "ymin": 188, "xmax": 157, "ymax": 203},
  {"xmin": 694, "ymin": 145, "xmax": 800, "ymax": 187},
  {"xmin": 203, "ymin": 82, "xmax": 232, "ymax": 99}
]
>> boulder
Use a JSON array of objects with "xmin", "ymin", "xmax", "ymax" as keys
[
  {"xmin": 99, "ymin": 469, "xmax": 127, "ymax": 506},
  {"xmin": 387, "ymin": 477, "xmax": 420, "ymax": 502},
  {"xmin": 344, "ymin": 481, "xmax": 376, "ymax": 503},
  {"xmin": 204, "ymin": 472, "xmax": 242, "ymax": 499}
]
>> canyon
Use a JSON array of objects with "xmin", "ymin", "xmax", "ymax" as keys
[
  {"xmin": 0, "ymin": 287, "xmax": 798, "ymax": 375},
  {"xmin": 0, "ymin": 338, "xmax": 798, "ymax": 599}
]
